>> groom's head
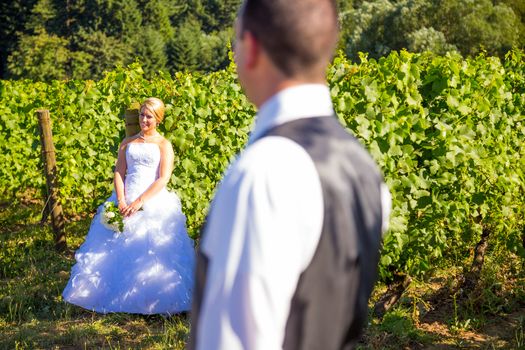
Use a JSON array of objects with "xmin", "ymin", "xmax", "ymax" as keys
[{"xmin": 234, "ymin": 0, "xmax": 339, "ymax": 104}]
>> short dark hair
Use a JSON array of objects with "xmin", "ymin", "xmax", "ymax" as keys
[{"xmin": 240, "ymin": 0, "xmax": 339, "ymax": 78}]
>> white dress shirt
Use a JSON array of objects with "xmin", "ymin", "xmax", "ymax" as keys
[{"xmin": 196, "ymin": 84, "xmax": 390, "ymax": 350}]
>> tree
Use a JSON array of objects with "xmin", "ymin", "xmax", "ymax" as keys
[
  {"xmin": 71, "ymin": 29, "xmax": 130, "ymax": 80},
  {"xmin": 342, "ymin": 0, "xmax": 523, "ymax": 61},
  {"xmin": 344, "ymin": 0, "xmax": 398, "ymax": 59},
  {"xmin": 440, "ymin": 0, "xmax": 521, "ymax": 57},
  {"xmin": 195, "ymin": 0, "xmax": 241, "ymax": 32},
  {"xmin": 133, "ymin": 27, "xmax": 169, "ymax": 76},
  {"xmin": 66, "ymin": 0, "xmax": 142, "ymax": 43},
  {"xmin": 200, "ymin": 29, "xmax": 232, "ymax": 71},
  {"xmin": 7, "ymin": 30, "xmax": 70, "ymax": 81},
  {"xmin": 140, "ymin": 0, "xmax": 177, "ymax": 38},
  {"xmin": 0, "ymin": 0, "xmax": 39, "ymax": 77},
  {"xmin": 167, "ymin": 18, "xmax": 202, "ymax": 73},
  {"xmin": 1, "ymin": 0, "xmax": 241, "ymax": 79},
  {"xmin": 407, "ymin": 27, "xmax": 457, "ymax": 55},
  {"xmin": 498, "ymin": 0, "xmax": 525, "ymax": 46}
]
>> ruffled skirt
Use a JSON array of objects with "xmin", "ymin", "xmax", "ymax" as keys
[{"xmin": 62, "ymin": 190, "xmax": 195, "ymax": 315}]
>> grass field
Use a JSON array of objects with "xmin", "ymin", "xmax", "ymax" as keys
[{"xmin": 1, "ymin": 200, "xmax": 524, "ymax": 349}]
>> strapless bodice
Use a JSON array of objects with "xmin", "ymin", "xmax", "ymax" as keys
[{"xmin": 125, "ymin": 142, "xmax": 162, "ymax": 202}]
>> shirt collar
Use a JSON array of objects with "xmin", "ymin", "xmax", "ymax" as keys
[{"xmin": 248, "ymin": 84, "xmax": 334, "ymax": 144}]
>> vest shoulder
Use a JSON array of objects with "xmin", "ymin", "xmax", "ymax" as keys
[{"xmin": 264, "ymin": 117, "xmax": 382, "ymax": 179}]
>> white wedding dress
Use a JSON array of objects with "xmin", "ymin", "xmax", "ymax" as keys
[{"xmin": 62, "ymin": 142, "xmax": 195, "ymax": 315}]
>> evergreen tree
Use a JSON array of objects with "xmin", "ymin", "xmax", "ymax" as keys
[
  {"xmin": 8, "ymin": 0, "xmax": 522, "ymax": 79},
  {"xmin": 200, "ymin": 29, "xmax": 232, "ymax": 71},
  {"xmin": 71, "ymin": 29, "xmax": 129, "ymax": 79},
  {"xmin": 25, "ymin": 0, "xmax": 56, "ymax": 33},
  {"xmin": 141, "ymin": 0, "xmax": 177, "ymax": 38},
  {"xmin": 2, "ymin": 0, "xmax": 244, "ymax": 79},
  {"xmin": 134, "ymin": 26, "xmax": 169, "ymax": 76},
  {"xmin": 197, "ymin": 0, "xmax": 241, "ymax": 32},
  {"xmin": 7, "ymin": 30, "xmax": 70, "ymax": 80},
  {"xmin": 167, "ymin": 18, "xmax": 202, "ymax": 72},
  {"xmin": 6, "ymin": 0, "xmax": 72, "ymax": 80},
  {"xmin": 67, "ymin": 0, "xmax": 142, "ymax": 42},
  {"xmin": 0, "ymin": 0, "xmax": 39, "ymax": 77}
]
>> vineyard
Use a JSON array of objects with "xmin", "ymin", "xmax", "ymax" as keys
[{"xmin": 1, "ymin": 50, "xmax": 525, "ymax": 348}]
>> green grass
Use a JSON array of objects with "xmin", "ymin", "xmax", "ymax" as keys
[
  {"xmin": 0, "ymin": 202, "xmax": 189, "ymax": 349},
  {"xmin": 1, "ymin": 201, "xmax": 524, "ymax": 349}
]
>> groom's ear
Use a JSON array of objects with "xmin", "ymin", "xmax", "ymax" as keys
[{"xmin": 244, "ymin": 31, "xmax": 260, "ymax": 70}]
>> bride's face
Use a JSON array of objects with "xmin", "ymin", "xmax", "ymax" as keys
[{"xmin": 139, "ymin": 107, "xmax": 157, "ymax": 132}]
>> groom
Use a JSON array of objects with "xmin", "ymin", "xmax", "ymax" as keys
[{"xmin": 189, "ymin": 1, "xmax": 391, "ymax": 349}]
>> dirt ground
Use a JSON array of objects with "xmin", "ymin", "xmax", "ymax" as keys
[
  {"xmin": 418, "ymin": 306, "xmax": 524, "ymax": 349},
  {"xmin": 362, "ymin": 273, "xmax": 525, "ymax": 349}
]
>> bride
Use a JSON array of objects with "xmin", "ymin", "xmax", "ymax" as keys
[{"xmin": 62, "ymin": 97, "xmax": 195, "ymax": 315}]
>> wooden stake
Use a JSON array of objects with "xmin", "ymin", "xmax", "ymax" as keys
[
  {"xmin": 37, "ymin": 110, "xmax": 67, "ymax": 251},
  {"xmin": 125, "ymin": 102, "xmax": 141, "ymax": 137}
]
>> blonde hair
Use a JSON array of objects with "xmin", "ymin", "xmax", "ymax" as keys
[{"xmin": 140, "ymin": 97, "xmax": 165, "ymax": 124}]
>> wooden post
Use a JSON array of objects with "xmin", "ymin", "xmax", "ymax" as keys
[
  {"xmin": 37, "ymin": 110, "xmax": 67, "ymax": 251},
  {"xmin": 125, "ymin": 102, "xmax": 141, "ymax": 137}
]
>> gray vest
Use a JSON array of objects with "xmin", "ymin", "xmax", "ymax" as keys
[{"xmin": 190, "ymin": 116, "xmax": 384, "ymax": 350}]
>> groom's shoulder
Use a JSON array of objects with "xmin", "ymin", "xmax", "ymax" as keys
[
  {"xmin": 218, "ymin": 136, "xmax": 321, "ymax": 208},
  {"xmin": 234, "ymin": 136, "xmax": 317, "ymax": 179}
]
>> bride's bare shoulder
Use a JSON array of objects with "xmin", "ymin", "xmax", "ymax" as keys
[
  {"xmin": 157, "ymin": 136, "xmax": 173, "ymax": 154},
  {"xmin": 120, "ymin": 134, "xmax": 141, "ymax": 149}
]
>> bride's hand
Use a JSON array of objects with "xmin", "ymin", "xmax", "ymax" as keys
[
  {"xmin": 118, "ymin": 200, "xmax": 127, "ymax": 215},
  {"xmin": 123, "ymin": 198, "xmax": 144, "ymax": 217}
]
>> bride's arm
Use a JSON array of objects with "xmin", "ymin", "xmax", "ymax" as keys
[
  {"xmin": 124, "ymin": 138, "xmax": 174, "ymax": 216},
  {"xmin": 114, "ymin": 139, "xmax": 129, "ymax": 214}
]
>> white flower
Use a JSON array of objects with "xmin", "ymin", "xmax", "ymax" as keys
[{"xmin": 100, "ymin": 201, "xmax": 124, "ymax": 233}]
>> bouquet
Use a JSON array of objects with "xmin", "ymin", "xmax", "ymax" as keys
[{"xmin": 101, "ymin": 201, "xmax": 124, "ymax": 233}]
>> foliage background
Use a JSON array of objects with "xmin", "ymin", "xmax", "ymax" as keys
[
  {"xmin": 1, "ymin": 0, "xmax": 524, "ymax": 81},
  {"xmin": 0, "ymin": 62, "xmax": 253, "ymax": 236},
  {"xmin": 1, "ymin": 50, "xmax": 523, "ymax": 282}
]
